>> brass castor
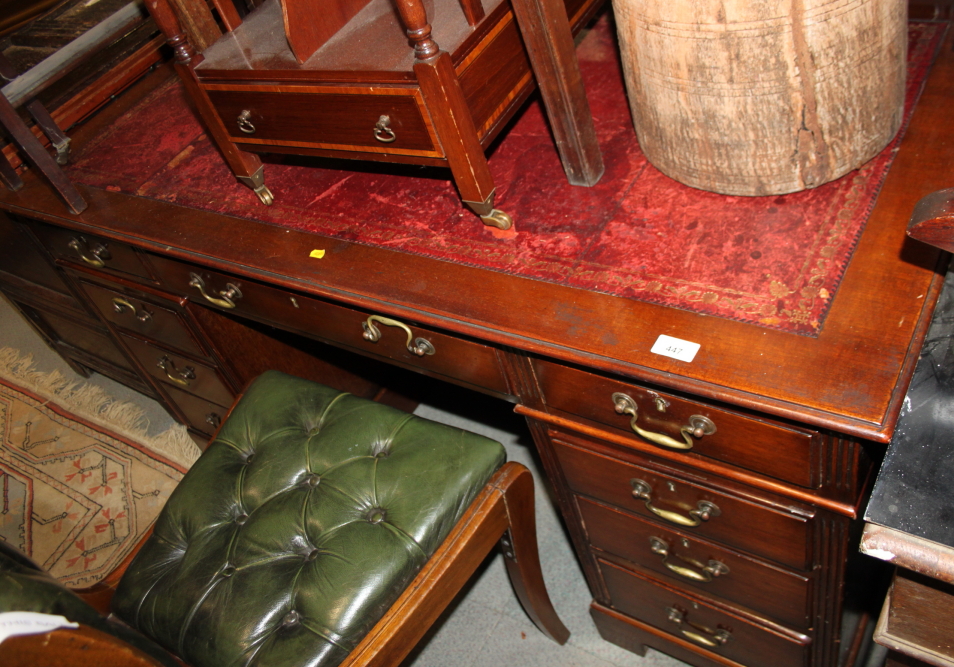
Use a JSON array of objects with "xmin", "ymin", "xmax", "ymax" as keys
[
  {"xmin": 254, "ymin": 183, "xmax": 275, "ymax": 206},
  {"xmin": 480, "ymin": 209, "xmax": 513, "ymax": 230}
]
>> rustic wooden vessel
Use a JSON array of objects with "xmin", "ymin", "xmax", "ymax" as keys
[{"xmin": 612, "ymin": 0, "xmax": 908, "ymax": 195}]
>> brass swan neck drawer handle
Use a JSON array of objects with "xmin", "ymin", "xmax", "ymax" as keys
[
  {"xmin": 362, "ymin": 315, "xmax": 435, "ymax": 356},
  {"xmin": 188, "ymin": 273, "xmax": 243, "ymax": 309},
  {"xmin": 666, "ymin": 607, "xmax": 731, "ymax": 648},
  {"xmin": 612, "ymin": 392, "xmax": 716, "ymax": 451},
  {"xmin": 648, "ymin": 536, "xmax": 730, "ymax": 582},
  {"xmin": 111, "ymin": 297, "xmax": 152, "ymax": 323},
  {"xmin": 157, "ymin": 356, "xmax": 195, "ymax": 387},
  {"xmin": 630, "ymin": 478, "xmax": 721, "ymax": 527},
  {"xmin": 67, "ymin": 237, "xmax": 111, "ymax": 268}
]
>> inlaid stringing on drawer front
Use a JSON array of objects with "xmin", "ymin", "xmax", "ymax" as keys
[
  {"xmin": 554, "ymin": 435, "xmax": 814, "ymax": 570},
  {"xmin": 534, "ymin": 359, "xmax": 819, "ymax": 488},
  {"xmin": 203, "ymin": 85, "xmax": 440, "ymax": 157}
]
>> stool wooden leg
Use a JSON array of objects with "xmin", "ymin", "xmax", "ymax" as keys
[
  {"xmin": 341, "ymin": 462, "xmax": 568, "ymax": 667},
  {"xmin": 495, "ymin": 464, "xmax": 571, "ymax": 645}
]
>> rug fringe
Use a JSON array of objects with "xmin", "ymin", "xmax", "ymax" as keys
[{"xmin": 0, "ymin": 347, "xmax": 201, "ymax": 467}]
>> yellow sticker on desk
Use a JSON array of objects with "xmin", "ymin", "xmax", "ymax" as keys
[{"xmin": 309, "ymin": 249, "xmax": 326, "ymax": 259}]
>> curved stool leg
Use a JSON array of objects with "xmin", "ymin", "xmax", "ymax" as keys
[{"xmin": 494, "ymin": 464, "xmax": 571, "ymax": 645}]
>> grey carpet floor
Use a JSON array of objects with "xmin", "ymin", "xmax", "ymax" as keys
[{"xmin": 0, "ymin": 292, "xmax": 688, "ymax": 667}]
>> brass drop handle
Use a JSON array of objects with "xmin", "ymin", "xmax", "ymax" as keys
[
  {"xmin": 631, "ymin": 479, "xmax": 721, "ymax": 527},
  {"xmin": 666, "ymin": 607, "xmax": 731, "ymax": 648},
  {"xmin": 612, "ymin": 392, "xmax": 716, "ymax": 451},
  {"xmin": 649, "ymin": 537, "xmax": 730, "ymax": 582},
  {"xmin": 111, "ymin": 297, "xmax": 152, "ymax": 323},
  {"xmin": 67, "ymin": 237, "xmax": 111, "ymax": 268},
  {"xmin": 373, "ymin": 115, "xmax": 396, "ymax": 143},
  {"xmin": 237, "ymin": 110, "xmax": 256, "ymax": 134},
  {"xmin": 188, "ymin": 273, "xmax": 242, "ymax": 309},
  {"xmin": 362, "ymin": 315, "xmax": 435, "ymax": 356},
  {"xmin": 206, "ymin": 412, "xmax": 221, "ymax": 429},
  {"xmin": 157, "ymin": 356, "xmax": 195, "ymax": 387}
]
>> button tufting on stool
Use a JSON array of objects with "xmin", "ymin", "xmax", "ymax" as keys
[{"xmin": 112, "ymin": 371, "xmax": 510, "ymax": 667}]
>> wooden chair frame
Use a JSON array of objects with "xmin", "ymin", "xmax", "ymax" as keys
[{"xmin": 8, "ymin": 461, "xmax": 568, "ymax": 667}]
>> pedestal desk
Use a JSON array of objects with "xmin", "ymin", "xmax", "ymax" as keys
[{"xmin": 1, "ymin": 17, "xmax": 953, "ymax": 667}]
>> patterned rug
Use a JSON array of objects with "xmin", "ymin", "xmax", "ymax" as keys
[
  {"xmin": 67, "ymin": 14, "xmax": 947, "ymax": 335},
  {"xmin": 0, "ymin": 348, "xmax": 198, "ymax": 587}
]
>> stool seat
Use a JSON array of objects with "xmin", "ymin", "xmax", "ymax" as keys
[{"xmin": 113, "ymin": 371, "xmax": 508, "ymax": 667}]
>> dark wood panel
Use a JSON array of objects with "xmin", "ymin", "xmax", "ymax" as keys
[
  {"xmin": 28, "ymin": 306, "xmax": 134, "ymax": 372},
  {"xmin": 145, "ymin": 254, "xmax": 513, "ymax": 397},
  {"xmin": 535, "ymin": 359, "xmax": 820, "ymax": 488},
  {"xmin": 579, "ymin": 496, "xmax": 813, "ymax": 629},
  {"xmin": 554, "ymin": 435, "xmax": 814, "ymax": 570},
  {"xmin": 205, "ymin": 86, "xmax": 437, "ymax": 152},
  {"xmin": 161, "ymin": 382, "xmax": 229, "ymax": 438},
  {"xmin": 0, "ymin": 213, "xmax": 73, "ymax": 297},
  {"xmin": 77, "ymin": 276, "xmax": 208, "ymax": 358},
  {"xmin": 876, "ymin": 570, "xmax": 954, "ymax": 665},
  {"xmin": 599, "ymin": 559, "xmax": 811, "ymax": 667},
  {"xmin": 118, "ymin": 332, "xmax": 235, "ymax": 406},
  {"xmin": 184, "ymin": 300, "xmax": 396, "ymax": 401},
  {"xmin": 32, "ymin": 221, "xmax": 155, "ymax": 281},
  {"xmin": 458, "ymin": 15, "xmax": 532, "ymax": 141},
  {"xmin": 590, "ymin": 603, "xmax": 740, "ymax": 667}
]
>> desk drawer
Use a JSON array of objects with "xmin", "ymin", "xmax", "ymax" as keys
[
  {"xmin": 204, "ymin": 86, "xmax": 438, "ymax": 154},
  {"xmin": 579, "ymin": 496, "xmax": 811, "ymax": 629},
  {"xmin": 600, "ymin": 558, "xmax": 810, "ymax": 667},
  {"xmin": 78, "ymin": 279, "xmax": 207, "ymax": 359},
  {"xmin": 162, "ymin": 384, "xmax": 229, "ymax": 438},
  {"xmin": 534, "ymin": 360, "xmax": 818, "ymax": 488},
  {"xmin": 119, "ymin": 333, "xmax": 235, "ymax": 407},
  {"xmin": 146, "ymin": 257, "xmax": 510, "ymax": 396},
  {"xmin": 32, "ymin": 223, "xmax": 153, "ymax": 281},
  {"xmin": 554, "ymin": 435, "xmax": 813, "ymax": 570},
  {"xmin": 31, "ymin": 308, "xmax": 135, "ymax": 373}
]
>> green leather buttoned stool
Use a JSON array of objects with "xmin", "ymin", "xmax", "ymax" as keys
[{"xmin": 110, "ymin": 370, "xmax": 569, "ymax": 667}]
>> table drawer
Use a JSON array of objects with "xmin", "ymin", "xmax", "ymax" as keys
[
  {"xmin": 77, "ymin": 278, "xmax": 207, "ymax": 359},
  {"xmin": 579, "ymin": 496, "xmax": 811, "ymax": 629},
  {"xmin": 162, "ymin": 383, "xmax": 229, "ymax": 439},
  {"xmin": 119, "ymin": 333, "xmax": 235, "ymax": 407},
  {"xmin": 204, "ymin": 86, "xmax": 438, "ymax": 154},
  {"xmin": 554, "ymin": 434, "xmax": 813, "ymax": 570},
  {"xmin": 600, "ymin": 558, "xmax": 810, "ymax": 667},
  {"xmin": 32, "ymin": 223, "xmax": 153, "ymax": 281},
  {"xmin": 534, "ymin": 360, "xmax": 818, "ymax": 488},
  {"xmin": 146, "ymin": 256, "xmax": 510, "ymax": 396}
]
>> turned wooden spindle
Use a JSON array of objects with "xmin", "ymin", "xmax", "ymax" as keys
[
  {"xmin": 394, "ymin": 0, "xmax": 440, "ymax": 61},
  {"xmin": 145, "ymin": 0, "xmax": 198, "ymax": 65}
]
